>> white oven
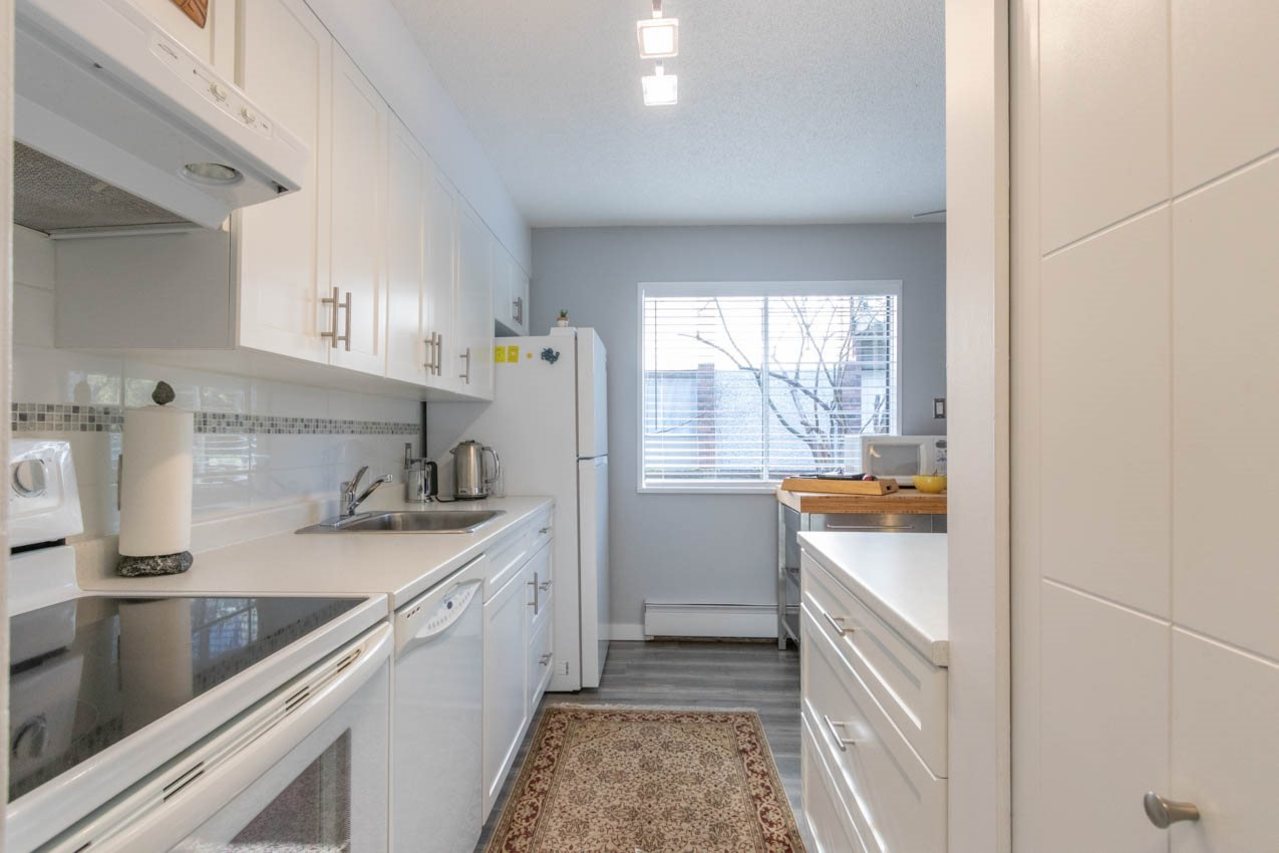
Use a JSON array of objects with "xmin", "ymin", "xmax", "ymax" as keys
[
  {"xmin": 48, "ymin": 624, "xmax": 392, "ymax": 852},
  {"xmin": 860, "ymin": 435, "xmax": 946, "ymax": 483}
]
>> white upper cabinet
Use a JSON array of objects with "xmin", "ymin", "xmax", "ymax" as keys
[
  {"xmin": 327, "ymin": 48, "xmax": 388, "ymax": 377},
  {"xmin": 492, "ymin": 242, "xmax": 529, "ymax": 337},
  {"xmin": 424, "ymin": 164, "xmax": 461, "ymax": 394},
  {"xmin": 52, "ymin": 0, "xmax": 497, "ymax": 400},
  {"xmin": 236, "ymin": 0, "xmax": 331, "ymax": 366},
  {"xmin": 385, "ymin": 116, "xmax": 429, "ymax": 386},
  {"xmin": 457, "ymin": 203, "xmax": 495, "ymax": 398}
]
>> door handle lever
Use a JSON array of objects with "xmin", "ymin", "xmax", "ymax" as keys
[{"xmin": 1143, "ymin": 792, "xmax": 1200, "ymax": 829}]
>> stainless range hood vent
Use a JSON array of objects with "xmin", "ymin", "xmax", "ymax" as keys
[{"xmin": 13, "ymin": 143, "xmax": 197, "ymax": 236}]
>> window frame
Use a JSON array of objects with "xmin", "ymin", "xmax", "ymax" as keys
[{"xmin": 636, "ymin": 280, "xmax": 904, "ymax": 494}]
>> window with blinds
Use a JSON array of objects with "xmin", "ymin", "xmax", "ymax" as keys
[{"xmin": 640, "ymin": 282, "xmax": 901, "ymax": 490}]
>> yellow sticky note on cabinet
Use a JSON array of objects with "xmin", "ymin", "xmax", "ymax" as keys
[
  {"xmin": 506, "ymin": 345, "xmax": 520, "ymax": 362},
  {"xmin": 494, "ymin": 346, "xmax": 507, "ymax": 364}
]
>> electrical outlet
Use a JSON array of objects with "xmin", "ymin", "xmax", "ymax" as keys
[{"xmin": 933, "ymin": 397, "xmax": 946, "ymax": 419}]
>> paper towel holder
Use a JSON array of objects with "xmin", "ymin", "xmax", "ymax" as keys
[{"xmin": 116, "ymin": 381, "xmax": 195, "ymax": 578}]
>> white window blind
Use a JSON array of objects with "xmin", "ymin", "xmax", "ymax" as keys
[{"xmin": 640, "ymin": 282, "xmax": 900, "ymax": 490}]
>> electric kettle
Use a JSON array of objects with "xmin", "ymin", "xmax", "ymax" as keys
[{"xmin": 451, "ymin": 440, "xmax": 500, "ymax": 499}]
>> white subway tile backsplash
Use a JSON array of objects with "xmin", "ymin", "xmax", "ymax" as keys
[
  {"xmin": 13, "ymin": 284, "xmax": 54, "ymax": 348},
  {"xmin": 11, "ymin": 224, "xmax": 420, "ymax": 546}
]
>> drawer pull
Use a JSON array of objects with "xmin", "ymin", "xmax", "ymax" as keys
[
  {"xmin": 821, "ymin": 610, "xmax": 855, "ymax": 636},
  {"xmin": 822, "ymin": 715, "xmax": 858, "ymax": 751},
  {"xmin": 1143, "ymin": 792, "xmax": 1200, "ymax": 829}
]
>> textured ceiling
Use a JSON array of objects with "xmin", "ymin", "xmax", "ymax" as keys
[{"xmin": 389, "ymin": 0, "xmax": 944, "ymax": 227}]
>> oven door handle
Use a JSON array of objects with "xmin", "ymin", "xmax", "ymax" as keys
[{"xmin": 55, "ymin": 624, "xmax": 393, "ymax": 853}]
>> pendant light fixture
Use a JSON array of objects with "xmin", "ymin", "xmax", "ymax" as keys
[
  {"xmin": 638, "ymin": 0, "xmax": 679, "ymax": 106},
  {"xmin": 637, "ymin": 0, "xmax": 679, "ymax": 59},
  {"xmin": 642, "ymin": 62, "xmax": 678, "ymax": 106}
]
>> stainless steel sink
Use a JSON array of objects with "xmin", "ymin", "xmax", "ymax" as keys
[{"xmin": 296, "ymin": 509, "xmax": 505, "ymax": 534}]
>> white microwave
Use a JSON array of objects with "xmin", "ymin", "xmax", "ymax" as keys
[{"xmin": 860, "ymin": 435, "xmax": 946, "ymax": 483}]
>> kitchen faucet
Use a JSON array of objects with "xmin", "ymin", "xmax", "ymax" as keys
[{"xmin": 340, "ymin": 466, "xmax": 393, "ymax": 518}]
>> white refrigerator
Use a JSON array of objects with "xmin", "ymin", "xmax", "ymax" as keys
[{"xmin": 438, "ymin": 328, "xmax": 608, "ymax": 691}]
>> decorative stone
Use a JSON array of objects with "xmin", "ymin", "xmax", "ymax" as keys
[
  {"xmin": 151, "ymin": 380, "xmax": 176, "ymax": 406},
  {"xmin": 117, "ymin": 551, "xmax": 194, "ymax": 577}
]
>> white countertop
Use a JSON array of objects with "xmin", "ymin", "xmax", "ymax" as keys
[
  {"xmin": 798, "ymin": 531, "xmax": 949, "ymax": 666},
  {"xmin": 81, "ymin": 494, "xmax": 554, "ymax": 611}
]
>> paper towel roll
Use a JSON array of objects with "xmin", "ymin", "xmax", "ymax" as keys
[{"xmin": 118, "ymin": 406, "xmax": 194, "ymax": 557}]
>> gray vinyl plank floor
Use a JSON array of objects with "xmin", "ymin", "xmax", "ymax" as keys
[{"xmin": 476, "ymin": 640, "xmax": 802, "ymax": 851}]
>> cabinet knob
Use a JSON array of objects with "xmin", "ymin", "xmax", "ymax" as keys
[{"xmin": 1143, "ymin": 792, "xmax": 1200, "ymax": 829}]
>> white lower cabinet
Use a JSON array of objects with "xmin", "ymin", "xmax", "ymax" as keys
[
  {"xmin": 800, "ymin": 551, "xmax": 948, "ymax": 852},
  {"xmin": 481, "ymin": 523, "xmax": 555, "ymax": 817}
]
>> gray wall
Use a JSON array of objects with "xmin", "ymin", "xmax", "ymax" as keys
[{"xmin": 530, "ymin": 225, "xmax": 946, "ymax": 635}]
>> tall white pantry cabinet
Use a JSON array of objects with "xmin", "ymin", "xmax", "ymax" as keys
[
  {"xmin": 52, "ymin": 0, "xmax": 503, "ymax": 401},
  {"xmin": 1012, "ymin": 0, "xmax": 1279, "ymax": 851}
]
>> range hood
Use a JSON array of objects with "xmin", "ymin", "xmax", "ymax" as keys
[{"xmin": 14, "ymin": 0, "xmax": 308, "ymax": 235}]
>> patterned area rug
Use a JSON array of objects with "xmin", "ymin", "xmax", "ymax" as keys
[{"xmin": 485, "ymin": 705, "xmax": 805, "ymax": 853}]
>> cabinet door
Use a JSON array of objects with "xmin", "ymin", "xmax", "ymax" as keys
[
  {"xmin": 490, "ymin": 240, "xmax": 511, "ymax": 333},
  {"xmin": 236, "ymin": 0, "xmax": 331, "ymax": 364},
  {"xmin": 384, "ymin": 117, "xmax": 427, "ymax": 385},
  {"xmin": 512, "ymin": 261, "xmax": 530, "ymax": 336},
  {"xmin": 132, "ymin": 0, "xmax": 235, "ymax": 72},
  {"xmin": 455, "ymin": 204, "xmax": 494, "ymax": 397},
  {"xmin": 328, "ymin": 48, "xmax": 388, "ymax": 376},
  {"xmin": 424, "ymin": 165, "xmax": 459, "ymax": 392},
  {"xmin": 482, "ymin": 565, "xmax": 530, "ymax": 815}
]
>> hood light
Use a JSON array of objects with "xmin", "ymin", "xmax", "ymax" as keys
[{"xmin": 183, "ymin": 162, "xmax": 242, "ymax": 186}]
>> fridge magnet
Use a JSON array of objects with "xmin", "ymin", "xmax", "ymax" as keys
[{"xmin": 556, "ymin": 309, "xmax": 571, "ymax": 328}]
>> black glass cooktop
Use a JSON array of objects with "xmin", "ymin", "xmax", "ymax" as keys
[{"xmin": 8, "ymin": 595, "xmax": 362, "ymax": 803}]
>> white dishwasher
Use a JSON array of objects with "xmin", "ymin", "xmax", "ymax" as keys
[{"xmin": 392, "ymin": 556, "xmax": 485, "ymax": 853}]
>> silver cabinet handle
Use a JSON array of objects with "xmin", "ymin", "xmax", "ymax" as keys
[
  {"xmin": 459, "ymin": 347, "xmax": 472, "ymax": 383},
  {"xmin": 527, "ymin": 571, "xmax": 539, "ymax": 613},
  {"xmin": 424, "ymin": 332, "xmax": 439, "ymax": 373},
  {"xmin": 822, "ymin": 715, "xmax": 857, "ymax": 751},
  {"xmin": 1144, "ymin": 793, "xmax": 1200, "ymax": 829},
  {"xmin": 433, "ymin": 333, "xmax": 443, "ymax": 376},
  {"xmin": 539, "ymin": 652, "xmax": 553, "ymax": 666},
  {"xmin": 821, "ymin": 610, "xmax": 854, "ymax": 636},
  {"xmin": 321, "ymin": 286, "xmax": 348, "ymax": 349},
  {"xmin": 513, "ymin": 296, "xmax": 524, "ymax": 325},
  {"xmin": 341, "ymin": 291, "xmax": 352, "ymax": 351}
]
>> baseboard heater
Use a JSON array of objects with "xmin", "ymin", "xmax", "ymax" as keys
[{"xmin": 642, "ymin": 602, "xmax": 778, "ymax": 640}]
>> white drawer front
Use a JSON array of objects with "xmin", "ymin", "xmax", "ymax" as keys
[
  {"xmin": 802, "ymin": 550, "xmax": 948, "ymax": 776},
  {"xmin": 802, "ymin": 713, "xmax": 874, "ymax": 853},
  {"xmin": 527, "ymin": 613, "xmax": 554, "ymax": 709},
  {"xmin": 801, "ymin": 605, "xmax": 947, "ymax": 853},
  {"xmin": 487, "ymin": 523, "xmax": 534, "ymax": 598}
]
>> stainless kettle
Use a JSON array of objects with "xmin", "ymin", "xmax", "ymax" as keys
[{"xmin": 451, "ymin": 440, "xmax": 500, "ymax": 500}]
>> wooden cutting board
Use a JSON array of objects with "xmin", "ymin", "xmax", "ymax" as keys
[{"xmin": 779, "ymin": 476, "xmax": 901, "ymax": 496}]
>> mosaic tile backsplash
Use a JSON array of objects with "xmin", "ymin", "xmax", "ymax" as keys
[{"xmin": 12, "ymin": 403, "xmax": 417, "ymax": 436}]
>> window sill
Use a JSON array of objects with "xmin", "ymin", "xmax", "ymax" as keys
[{"xmin": 638, "ymin": 483, "xmax": 782, "ymax": 496}]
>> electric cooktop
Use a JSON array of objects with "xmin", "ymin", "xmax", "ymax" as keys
[{"xmin": 8, "ymin": 594, "xmax": 363, "ymax": 802}]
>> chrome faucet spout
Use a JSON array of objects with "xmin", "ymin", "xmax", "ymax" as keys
[{"xmin": 340, "ymin": 467, "xmax": 392, "ymax": 517}]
